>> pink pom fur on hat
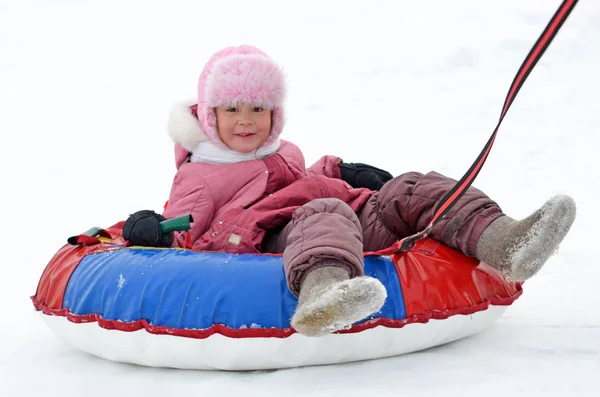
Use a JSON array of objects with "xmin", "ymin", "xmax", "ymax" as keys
[{"xmin": 196, "ymin": 45, "xmax": 286, "ymax": 148}]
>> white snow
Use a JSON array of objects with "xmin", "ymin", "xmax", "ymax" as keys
[
  {"xmin": 117, "ymin": 274, "xmax": 126, "ymax": 289},
  {"xmin": 1, "ymin": 0, "xmax": 599, "ymax": 396}
]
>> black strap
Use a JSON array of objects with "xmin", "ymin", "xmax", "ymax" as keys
[{"xmin": 395, "ymin": 0, "xmax": 579, "ymax": 254}]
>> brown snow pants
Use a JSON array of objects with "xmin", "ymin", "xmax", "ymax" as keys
[{"xmin": 263, "ymin": 171, "xmax": 504, "ymax": 296}]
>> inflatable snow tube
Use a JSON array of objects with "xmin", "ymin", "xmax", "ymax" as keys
[{"xmin": 32, "ymin": 222, "xmax": 522, "ymax": 370}]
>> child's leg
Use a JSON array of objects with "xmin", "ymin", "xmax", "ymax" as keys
[
  {"xmin": 264, "ymin": 198, "xmax": 387, "ymax": 337},
  {"xmin": 358, "ymin": 171, "xmax": 576, "ymax": 281},
  {"xmin": 358, "ymin": 171, "xmax": 503, "ymax": 255}
]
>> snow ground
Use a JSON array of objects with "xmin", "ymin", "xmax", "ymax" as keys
[{"xmin": 0, "ymin": 0, "xmax": 598, "ymax": 396}]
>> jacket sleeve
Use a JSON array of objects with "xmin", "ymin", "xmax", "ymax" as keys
[
  {"xmin": 162, "ymin": 167, "xmax": 215, "ymax": 248},
  {"xmin": 306, "ymin": 155, "xmax": 343, "ymax": 179}
]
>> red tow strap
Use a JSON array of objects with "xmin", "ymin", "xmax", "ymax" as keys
[{"xmin": 394, "ymin": 0, "xmax": 579, "ymax": 254}]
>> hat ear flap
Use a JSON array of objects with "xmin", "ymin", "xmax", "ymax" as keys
[
  {"xmin": 167, "ymin": 101, "xmax": 209, "ymax": 152},
  {"xmin": 264, "ymin": 106, "xmax": 285, "ymax": 145}
]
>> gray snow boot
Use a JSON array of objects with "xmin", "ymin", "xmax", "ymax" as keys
[
  {"xmin": 476, "ymin": 194, "xmax": 576, "ymax": 281},
  {"xmin": 291, "ymin": 265, "xmax": 387, "ymax": 337}
]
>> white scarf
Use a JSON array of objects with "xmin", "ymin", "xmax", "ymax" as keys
[{"xmin": 190, "ymin": 139, "xmax": 281, "ymax": 164}]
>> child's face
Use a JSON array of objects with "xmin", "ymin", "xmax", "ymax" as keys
[{"xmin": 215, "ymin": 104, "xmax": 272, "ymax": 153}]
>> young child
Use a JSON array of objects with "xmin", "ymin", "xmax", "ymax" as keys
[{"xmin": 123, "ymin": 45, "xmax": 576, "ymax": 337}]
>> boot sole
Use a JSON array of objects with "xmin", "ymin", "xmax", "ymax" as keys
[
  {"xmin": 291, "ymin": 277, "xmax": 387, "ymax": 337},
  {"xmin": 508, "ymin": 195, "xmax": 576, "ymax": 280}
]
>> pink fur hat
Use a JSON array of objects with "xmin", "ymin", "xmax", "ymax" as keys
[{"xmin": 197, "ymin": 45, "xmax": 286, "ymax": 148}]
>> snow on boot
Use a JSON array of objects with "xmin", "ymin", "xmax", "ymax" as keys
[
  {"xmin": 476, "ymin": 194, "xmax": 576, "ymax": 281},
  {"xmin": 291, "ymin": 265, "xmax": 387, "ymax": 337}
]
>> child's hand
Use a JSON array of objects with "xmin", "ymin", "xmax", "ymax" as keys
[
  {"xmin": 122, "ymin": 210, "xmax": 173, "ymax": 247},
  {"xmin": 339, "ymin": 162, "xmax": 393, "ymax": 191}
]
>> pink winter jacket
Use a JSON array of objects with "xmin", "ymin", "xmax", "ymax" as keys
[{"xmin": 162, "ymin": 139, "xmax": 352, "ymax": 251}]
